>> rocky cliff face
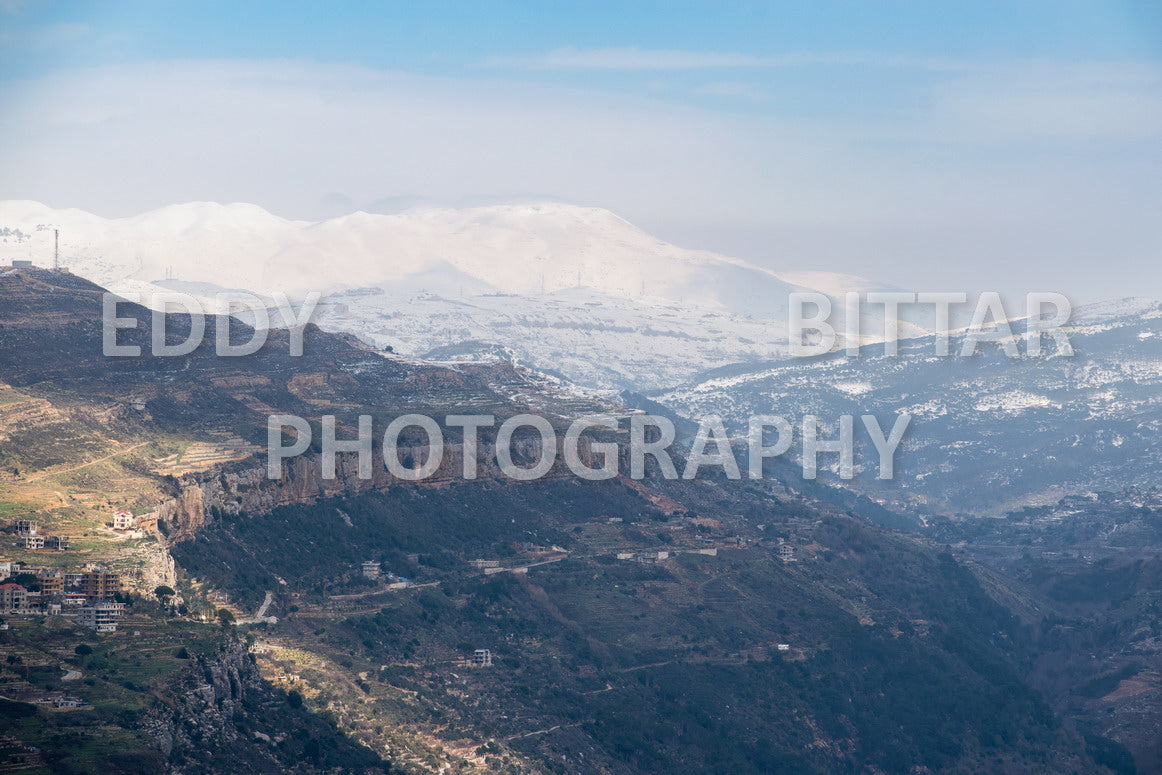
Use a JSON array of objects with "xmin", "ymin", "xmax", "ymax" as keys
[
  {"xmin": 159, "ymin": 435, "xmax": 606, "ymax": 543},
  {"xmin": 142, "ymin": 634, "xmax": 389, "ymax": 774},
  {"xmin": 143, "ymin": 636, "xmax": 253, "ymax": 764}
]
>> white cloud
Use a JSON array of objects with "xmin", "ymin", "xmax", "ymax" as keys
[
  {"xmin": 691, "ymin": 81, "xmax": 772, "ymax": 102},
  {"xmin": 482, "ymin": 46, "xmax": 968, "ymax": 71},
  {"xmin": 483, "ymin": 47, "xmax": 768, "ymax": 70}
]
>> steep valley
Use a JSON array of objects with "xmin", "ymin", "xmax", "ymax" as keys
[{"xmin": 0, "ymin": 268, "xmax": 1150, "ymax": 773}]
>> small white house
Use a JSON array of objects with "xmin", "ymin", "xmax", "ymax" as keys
[
  {"xmin": 634, "ymin": 551, "xmax": 669, "ymax": 564},
  {"xmin": 112, "ymin": 510, "xmax": 135, "ymax": 530}
]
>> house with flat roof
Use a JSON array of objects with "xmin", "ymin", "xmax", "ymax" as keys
[
  {"xmin": 80, "ymin": 571, "xmax": 121, "ymax": 598},
  {"xmin": 0, "ymin": 583, "xmax": 28, "ymax": 612},
  {"xmin": 76, "ymin": 601, "xmax": 126, "ymax": 633},
  {"xmin": 36, "ymin": 572, "xmax": 63, "ymax": 595}
]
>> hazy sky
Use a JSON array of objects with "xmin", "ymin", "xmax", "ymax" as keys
[{"xmin": 1, "ymin": 1, "xmax": 1159, "ymax": 301}]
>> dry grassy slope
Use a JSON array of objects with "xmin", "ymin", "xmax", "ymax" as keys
[{"xmin": 0, "ymin": 267, "xmax": 613, "ymax": 592}]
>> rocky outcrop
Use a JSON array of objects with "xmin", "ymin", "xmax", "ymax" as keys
[
  {"xmin": 142, "ymin": 635, "xmax": 252, "ymax": 763},
  {"xmin": 141, "ymin": 634, "xmax": 390, "ymax": 774},
  {"xmin": 125, "ymin": 535, "xmax": 179, "ymax": 595}
]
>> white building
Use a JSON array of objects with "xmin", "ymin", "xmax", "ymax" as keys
[
  {"xmin": 111, "ymin": 511, "xmax": 135, "ymax": 530},
  {"xmin": 21, "ymin": 535, "xmax": 45, "ymax": 550},
  {"xmin": 469, "ymin": 559, "xmax": 500, "ymax": 570},
  {"xmin": 76, "ymin": 601, "xmax": 126, "ymax": 633},
  {"xmin": 779, "ymin": 544, "xmax": 796, "ymax": 563},
  {"xmin": 636, "ymin": 550, "xmax": 669, "ymax": 564},
  {"xmin": 361, "ymin": 561, "xmax": 381, "ymax": 580},
  {"xmin": 472, "ymin": 649, "xmax": 492, "ymax": 667}
]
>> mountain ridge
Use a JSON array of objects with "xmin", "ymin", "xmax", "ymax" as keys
[
  {"xmin": 0, "ymin": 199, "xmax": 926, "ymax": 390},
  {"xmin": 0, "ymin": 199, "xmax": 798, "ymax": 308}
]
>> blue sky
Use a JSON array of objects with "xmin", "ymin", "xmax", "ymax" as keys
[
  {"xmin": 5, "ymin": 2, "xmax": 1161, "ymax": 66},
  {"xmin": 5, "ymin": 1, "xmax": 1160, "ymax": 111},
  {"xmin": 0, "ymin": 1, "xmax": 1160, "ymax": 299}
]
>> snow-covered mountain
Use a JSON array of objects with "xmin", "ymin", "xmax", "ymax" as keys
[
  {"xmin": 0, "ymin": 200, "xmax": 801, "ymax": 309},
  {"xmin": 0, "ymin": 200, "xmax": 911, "ymax": 390},
  {"xmin": 655, "ymin": 298, "xmax": 1162, "ymax": 515},
  {"xmin": 4, "ymin": 199, "xmax": 1158, "ymax": 515}
]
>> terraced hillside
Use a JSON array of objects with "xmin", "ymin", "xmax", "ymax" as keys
[{"xmin": 0, "ymin": 267, "xmax": 611, "ymax": 588}]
